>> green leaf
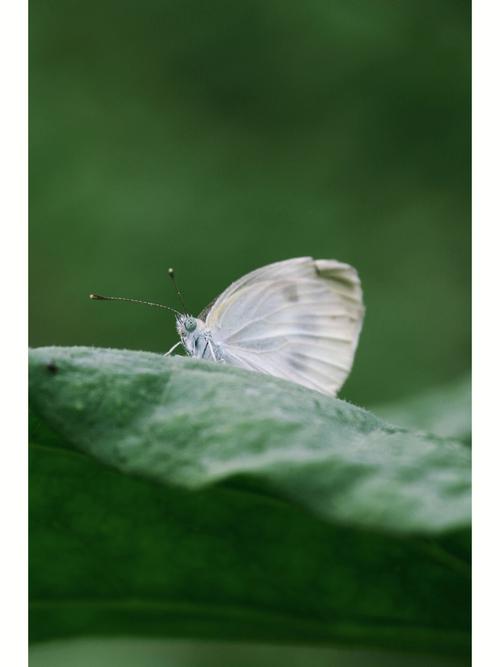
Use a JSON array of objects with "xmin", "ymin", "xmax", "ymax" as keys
[
  {"xmin": 29, "ymin": 347, "xmax": 470, "ymax": 535},
  {"xmin": 29, "ymin": 347, "xmax": 470, "ymax": 654},
  {"xmin": 30, "ymin": 638, "xmax": 470, "ymax": 667},
  {"xmin": 373, "ymin": 376, "xmax": 471, "ymax": 445}
]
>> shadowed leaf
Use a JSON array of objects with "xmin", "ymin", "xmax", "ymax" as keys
[{"xmin": 29, "ymin": 347, "xmax": 470, "ymax": 654}]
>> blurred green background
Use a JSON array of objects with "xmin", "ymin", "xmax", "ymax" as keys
[
  {"xmin": 29, "ymin": 3, "xmax": 470, "ymax": 664},
  {"xmin": 29, "ymin": 0, "xmax": 470, "ymax": 407}
]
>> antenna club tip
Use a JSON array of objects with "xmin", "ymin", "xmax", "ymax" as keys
[
  {"xmin": 168, "ymin": 267, "xmax": 175, "ymax": 275},
  {"xmin": 89, "ymin": 293, "xmax": 103, "ymax": 300}
]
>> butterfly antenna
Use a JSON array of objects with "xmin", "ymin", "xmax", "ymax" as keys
[
  {"xmin": 89, "ymin": 293, "xmax": 181, "ymax": 315},
  {"xmin": 168, "ymin": 268, "xmax": 188, "ymax": 312}
]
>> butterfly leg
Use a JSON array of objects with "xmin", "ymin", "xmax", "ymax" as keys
[
  {"xmin": 201, "ymin": 339, "xmax": 217, "ymax": 361},
  {"xmin": 164, "ymin": 341, "xmax": 182, "ymax": 356},
  {"xmin": 207, "ymin": 340, "xmax": 218, "ymax": 361}
]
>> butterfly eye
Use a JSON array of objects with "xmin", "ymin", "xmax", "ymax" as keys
[{"xmin": 184, "ymin": 318, "xmax": 197, "ymax": 333}]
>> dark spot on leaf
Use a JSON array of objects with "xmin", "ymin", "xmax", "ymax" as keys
[{"xmin": 46, "ymin": 362, "xmax": 59, "ymax": 375}]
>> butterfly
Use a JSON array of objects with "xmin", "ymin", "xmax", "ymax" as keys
[{"xmin": 91, "ymin": 257, "xmax": 364, "ymax": 396}]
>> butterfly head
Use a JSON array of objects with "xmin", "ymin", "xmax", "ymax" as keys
[
  {"xmin": 176, "ymin": 314, "xmax": 203, "ymax": 338},
  {"xmin": 176, "ymin": 314, "xmax": 211, "ymax": 357}
]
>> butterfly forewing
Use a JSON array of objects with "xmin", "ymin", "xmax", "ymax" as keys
[{"xmin": 202, "ymin": 257, "xmax": 364, "ymax": 396}]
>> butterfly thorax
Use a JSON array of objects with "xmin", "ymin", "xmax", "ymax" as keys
[{"xmin": 176, "ymin": 315, "xmax": 222, "ymax": 361}]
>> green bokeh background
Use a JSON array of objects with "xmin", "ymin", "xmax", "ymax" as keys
[
  {"xmin": 29, "ymin": 3, "xmax": 471, "ymax": 663},
  {"xmin": 29, "ymin": 0, "xmax": 470, "ymax": 407}
]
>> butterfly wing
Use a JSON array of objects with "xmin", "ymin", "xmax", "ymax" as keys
[{"xmin": 202, "ymin": 257, "xmax": 364, "ymax": 395}]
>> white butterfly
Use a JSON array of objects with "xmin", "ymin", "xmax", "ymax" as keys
[
  {"xmin": 91, "ymin": 257, "xmax": 364, "ymax": 396},
  {"xmin": 172, "ymin": 256, "xmax": 364, "ymax": 396}
]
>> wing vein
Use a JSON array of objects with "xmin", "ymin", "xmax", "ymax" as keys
[{"xmin": 222, "ymin": 303, "xmax": 358, "ymax": 342}]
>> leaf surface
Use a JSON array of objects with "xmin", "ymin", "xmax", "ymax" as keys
[
  {"xmin": 29, "ymin": 347, "xmax": 470, "ymax": 534},
  {"xmin": 374, "ymin": 376, "xmax": 471, "ymax": 445},
  {"xmin": 29, "ymin": 347, "xmax": 471, "ymax": 654}
]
